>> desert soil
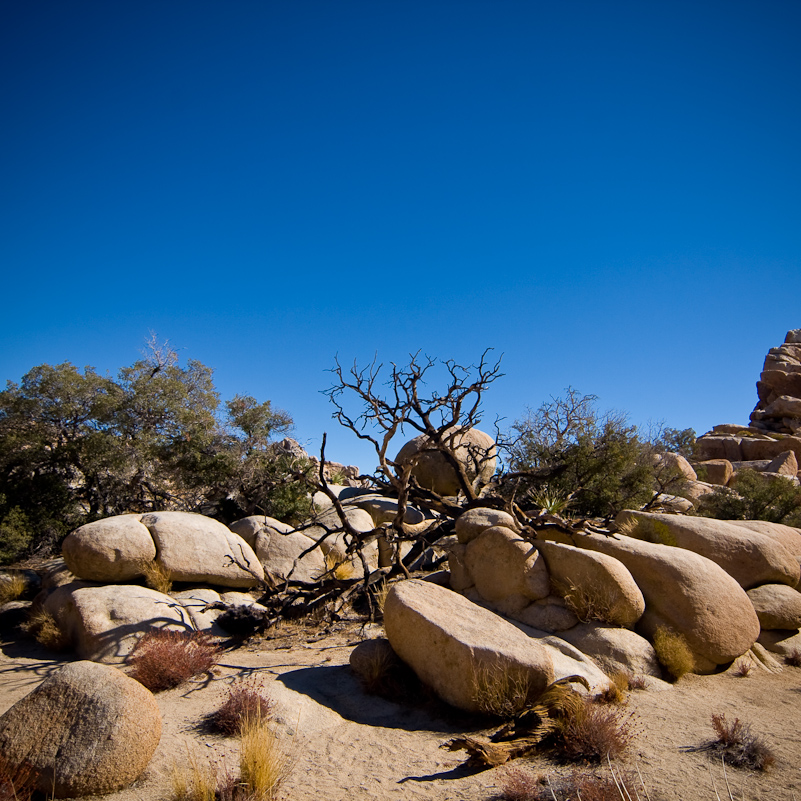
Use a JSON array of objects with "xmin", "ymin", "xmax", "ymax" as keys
[{"xmin": 2, "ymin": 619, "xmax": 801, "ymax": 801}]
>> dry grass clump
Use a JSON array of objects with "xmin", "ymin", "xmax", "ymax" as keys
[
  {"xmin": 139, "ymin": 559, "xmax": 173, "ymax": 594},
  {"xmin": 558, "ymin": 580, "xmax": 618, "ymax": 626},
  {"xmin": 0, "ymin": 573, "xmax": 27, "ymax": 605},
  {"xmin": 171, "ymin": 748, "xmax": 218, "ymax": 801},
  {"xmin": 238, "ymin": 715, "xmax": 292, "ymax": 801},
  {"xmin": 593, "ymin": 672, "xmax": 629, "ymax": 705},
  {"xmin": 20, "ymin": 608, "xmax": 70, "ymax": 651},
  {"xmin": 210, "ymin": 679, "xmax": 275, "ymax": 735},
  {"xmin": 500, "ymin": 766, "xmax": 641, "ymax": 801},
  {"xmin": 0, "ymin": 754, "xmax": 37, "ymax": 801},
  {"xmin": 323, "ymin": 552, "xmax": 357, "ymax": 581},
  {"xmin": 471, "ymin": 662, "xmax": 535, "ymax": 719},
  {"xmin": 784, "ymin": 648, "xmax": 801, "ymax": 667},
  {"xmin": 127, "ymin": 629, "xmax": 220, "ymax": 691},
  {"xmin": 653, "ymin": 626, "xmax": 694, "ymax": 679},
  {"xmin": 686, "ymin": 713, "xmax": 775, "ymax": 772}
]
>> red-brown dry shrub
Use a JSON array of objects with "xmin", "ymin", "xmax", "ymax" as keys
[
  {"xmin": 500, "ymin": 767, "xmax": 635, "ymax": 801},
  {"xmin": 552, "ymin": 695, "xmax": 637, "ymax": 763},
  {"xmin": 784, "ymin": 648, "xmax": 801, "ymax": 668},
  {"xmin": 706, "ymin": 713, "xmax": 775, "ymax": 771},
  {"xmin": 127, "ymin": 629, "xmax": 220, "ymax": 692},
  {"xmin": 210, "ymin": 678, "xmax": 275, "ymax": 735}
]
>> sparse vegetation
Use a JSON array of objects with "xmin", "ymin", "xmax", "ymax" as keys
[
  {"xmin": 20, "ymin": 608, "xmax": 70, "ymax": 651},
  {"xmin": 558, "ymin": 580, "xmax": 619, "ymax": 625},
  {"xmin": 551, "ymin": 694, "xmax": 637, "ymax": 763},
  {"xmin": 210, "ymin": 678, "xmax": 275, "ymax": 736},
  {"xmin": 732, "ymin": 659, "xmax": 753, "ymax": 678},
  {"xmin": 471, "ymin": 662, "xmax": 535, "ymax": 718},
  {"xmin": 500, "ymin": 767, "xmax": 640, "ymax": 801},
  {"xmin": 139, "ymin": 559, "xmax": 173, "ymax": 594},
  {"xmin": 127, "ymin": 629, "xmax": 220, "ymax": 691},
  {"xmin": 0, "ymin": 572, "xmax": 26, "ymax": 605},
  {"xmin": 653, "ymin": 626, "xmax": 694, "ymax": 679},
  {"xmin": 594, "ymin": 673, "xmax": 629, "ymax": 705},
  {"xmin": 238, "ymin": 715, "xmax": 292, "ymax": 801},
  {"xmin": 688, "ymin": 713, "xmax": 776, "ymax": 771},
  {"xmin": 171, "ymin": 748, "xmax": 218, "ymax": 801},
  {"xmin": 784, "ymin": 648, "xmax": 801, "ymax": 667}
]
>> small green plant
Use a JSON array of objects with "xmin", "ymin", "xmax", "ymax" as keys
[
  {"xmin": 139, "ymin": 559, "xmax": 173, "ymax": 594},
  {"xmin": 0, "ymin": 572, "xmax": 27, "ymax": 605},
  {"xmin": 689, "ymin": 713, "xmax": 776, "ymax": 771},
  {"xmin": 21, "ymin": 608, "xmax": 70, "ymax": 651},
  {"xmin": 127, "ymin": 629, "xmax": 220, "ymax": 692},
  {"xmin": 653, "ymin": 626, "xmax": 694, "ymax": 679},
  {"xmin": 527, "ymin": 486, "xmax": 573, "ymax": 516},
  {"xmin": 210, "ymin": 678, "xmax": 275, "ymax": 736},
  {"xmin": 471, "ymin": 662, "xmax": 534, "ymax": 718}
]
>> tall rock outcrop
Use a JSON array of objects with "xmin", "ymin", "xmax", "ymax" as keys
[{"xmin": 751, "ymin": 329, "xmax": 801, "ymax": 435}]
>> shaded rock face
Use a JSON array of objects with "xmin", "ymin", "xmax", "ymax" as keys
[
  {"xmin": 0, "ymin": 661, "xmax": 161, "ymax": 798},
  {"xmin": 383, "ymin": 579, "xmax": 554, "ymax": 713},
  {"xmin": 394, "ymin": 427, "xmax": 497, "ymax": 496},
  {"xmin": 751, "ymin": 330, "xmax": 801, "ymax": 435}
]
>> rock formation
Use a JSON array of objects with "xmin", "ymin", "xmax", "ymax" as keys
[{"xmin": 751, "ymin": 329, "xmax": 801, "ymax": 434}]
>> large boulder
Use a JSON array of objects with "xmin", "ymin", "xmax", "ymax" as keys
[
  {"xmin": 383, "ymin": 579, "xmax": 554, "ymax": 712},
  {"xmin": 62, "ymin": 515, "xmax": 156, "ymax": 582},
  {"xmin": 454, "ymin": 507, "xmax": 519, "ymax": 544},
  {"xmin": 142, "ymin": 512, "xmax": 264, "ymax": 587},
  {"xmin": 573, "ymin": 531, "xmax": 760, "ymax": 672},
  {"xmin": 256, "ymin": 530, "xmax": 326, "ymax": 584},
  {"xmin": 654, "ymin": 452, "xmax": 697, "ymax": 481},
  {"xmin": 43, "ymin": 583, "xmax": 194, "ymax": 663},
  {"xmin": 616, "ymin": 510, "xmax": 800, "ymax": 589},
  {"xmin": 0, "ymin": 661, "xmax": 161, "ymax": 798},
  {"xmin": 301, "ymin": 507, "xmax": 378, "ymax": 576},
  {"xmin": 757, "ymin": 628, "xmax": 801, "ymax": 657},
  {"xmin": 394, "ymin": 427, "xmax": 497, "ymax": 496},
  {"xmin": 698, "ymin": 460, "xmax": 733, "ymax": 486},
  {"xmin": 559, "ymin": 622, "xmax": 662, "ymax": 678},
  {"xmin": 229, "ymin": 515, "xmax": 294, "ymax": 548},
  {"xmin": 746, "ymin": 584, "xmax": 801, "ymax": 630},
  {"xmin": 533, "ymin": 540, "xmax": 645, "ymax": 628},
  {"xmin": 727, "ymin": 520, "xmax": 801, "ymax": 582},
  {"xmin": 463, "ymin": 526, "xmax": 550, "ymax": 614}
]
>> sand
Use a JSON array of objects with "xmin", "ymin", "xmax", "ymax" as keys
[{"xmin": 2, "ymin": 620, "xmax": 801, "ymax": 801}]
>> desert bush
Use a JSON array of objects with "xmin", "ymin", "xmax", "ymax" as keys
[
  {"xmin": 625, "ymin": 673, "xmax": 648, "ymax": 690},
  {"xmin": 127, "ymin": 629, "xmax": 220, "ymax": 691},
  {"xmin": 784, "ymin": 648, "xmax": 801, "ymax": 667},
  {"xmin": 551, "ymin": 694, "xmax": 637, "ymax": 763},
  {"xmin": 20, "ymin": 608, "xmax": 70, "ymax": 651},
  {"xmin": 699, "ymin": 468, "xmax": 801, "ymax": 526},
  {"xmin": 471, "ymin": 662, "xmax": 534, "ymax": 718},
  {"xmin": 652, "ymin": 626, "xmax": 694, "ymax": 679},
  {"xmin": 210, "ymin": 678, "xmax": 275, "ymax": 736},
  {"xmin": 0, "ymin": 572, "xmax": 26, "ymax": 605},
  {"xmin": 0, "ymin": 754, "xmax": 37, "ymax": 801},
  {"xmin": 690, "ymin": 713, "xmax": 776, "ymax": 771},
  {"xmin": 139, "ymin": 560, "xmax": 173, "ymax": 594},
  {"xmin": 238, "ymin": 715, "xmax": 291, "ymax": 801}
]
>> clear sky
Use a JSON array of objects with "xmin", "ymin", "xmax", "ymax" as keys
[{"xmin": 2, "ymin": 1, "xmax": 800, "ymax": 470}]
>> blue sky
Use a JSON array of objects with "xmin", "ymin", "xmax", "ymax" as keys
[{"xmin": 2, "ymin": 1, "xmax": 800, "ymax": 470}]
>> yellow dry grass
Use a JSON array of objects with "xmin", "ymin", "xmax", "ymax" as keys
[{"xmin": 238, "ymin": 715, "xmax": 292, "ymax": 801}]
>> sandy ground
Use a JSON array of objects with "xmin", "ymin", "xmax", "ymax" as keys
[{"xmin": 2, "ymin": 620, "xmax": 801, "ymax": 801}]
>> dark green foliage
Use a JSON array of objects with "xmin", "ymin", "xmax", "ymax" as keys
[
  {"xmin": 653, "ymin": 426, "xmax": 697, "ymax": 459},
  {"xmin": 699, "ymin": 468, "xmax": 801, "ymax": 526},
  {"xmin": 508, "ymin": 389, "xmax": 691, "ymax": 519},
  {"xmin": 0, "ymin": 341, "xmax": 307, "ymax": 562}
]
